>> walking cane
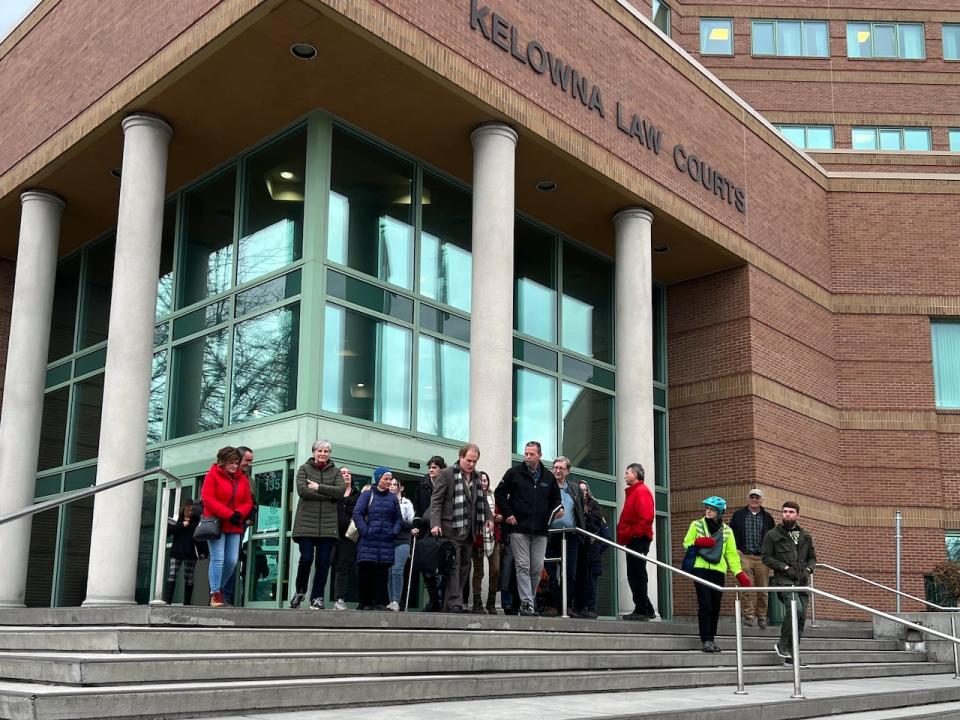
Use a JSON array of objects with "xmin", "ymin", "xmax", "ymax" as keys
[{"xmin": 404, "ymin": 533, "xmax": 418, "ymax": 611}]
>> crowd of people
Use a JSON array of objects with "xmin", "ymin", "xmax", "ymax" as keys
[{"xmin": 166, "ymin": 440, "xmax": 818, "ymax": 665}]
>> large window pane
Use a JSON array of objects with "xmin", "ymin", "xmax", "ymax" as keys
[
  {"xmin": 803, "ymin": 21, "xmax": 829, "ymax": 57},
  {"xmin": 70, "ymin": 374, "xmax": 104, "ymax": 462},
  {"xmin": 236, "ymin": 270, "xmax": 301, "ymax": 318},
  {"xmin": 48, "ymin": 255, "xmax": 80, "ymax": 362},
  {"xmin": 157, "ymin": 199, "xmax": 176, "ymax": 319},
  {"xmin": 752, "ymin": 21, "xmax": 774, "ymax": 55},
  {"xmin": 238, "ymin": 128, "xmax": 306, "ymax": 285},
  {"xmin": 951, "ymin": 130, "xmax": 960, "ymax": 152},
  {"xmin": 847, "ymin": 22, "xmax": 871, "ymax": 58},
  {"xmin": 148, "ymin": 350, "xmax": 167, "ymax": 445},
  {"xmin": 170, "ymin": 329, "xmax": 228, "ymax": 437},
  {"xmin": 25, "ymin": 512, "xmax": 57, "ymax": 607},
  {"xmin": 38, "ymin": 387, "xmax": 69, "ymax": 471},
  {"xmin": 326, "ymin": 269, "xmax": 413, "ymax": 323},
  {"xmin": 58, "ymin": 496, "xmax": 93, "ymax": 606},
  {"xmin": 903, "ymin": 128, "xmax": 931, "ymax": 151},
  {"xmin": 322, "ymin": 304, "xmax": 411, "ymax": 428},
  {"xmin": 652, "ymin": 0, "xmax": 670, "ymax": 35},
  {"xmin": 562, "ymin": 243, "xmax": 613, "ymax": 362},
  {"xmin": 327, "ymin": 128, "xmax": 415, "ymax": 289},
  {"xmin": 653, "ymin": 285, "xmax": 665, "ymax": 384},
  {"xmin": 230, "ymin": 304, "xmax": 300, "ymax": 423},
  {"xmin": 700, "ymin": 18, "xmax": 733, "ymax": 55},
  {"xmin": 945, "ymin": 25, "xmax": 960, "ymax": 61},
  {"xmin": 778, "ymin": 125, "xmax": 806, "ymax": 148},
  {"xmin": 179, "ymin": 168, "xmax": 236, "ymax": 308},
  {"xmin": 420, "ymin": 173, "xmax": 472, "ymax": 313},
  {"xmin": 873, "ymin": 24, "xmax": 897, "ymax": 57},
  {"xmin": 417, "ymin": 336, "xmax": 469, "ymax": 440},
  {"xmin": 932, "ymin": 322, "xmax": 960, "ymax": 408},
  {"xmin": 806, "ymin": 126, "xmax": 834, "ymax": 150},
  {"xmin": 513, "ymin": 367, "xmax": 557, "ymax": 458},
  {"xmin": 898, "ymin": 24, "xmax": 924, "ymax": 59},
  {"xmin": 777, "ymin": 21, "xmax": 802, "ymax": 56},
  {"xmin": 879, "ymin": 128, "xmax": 902, "ymax": 150},
  {"xmin": 852, "ymin": 127, "xmax": 878, "ymax": 150},
  {"xmin": 515, "ymin": 220, "xmax": 557, "ymax": 343},
  {"xmin": 654, "ymin": 410, "xmax": 668, "ymax": 488},
  {"xmin": 79, "ymin": 236, "xmax": 115, "ymax": 348},
  {"xmin": 561, "ymin": 382, "xmax": 612, "ymax": 474}
]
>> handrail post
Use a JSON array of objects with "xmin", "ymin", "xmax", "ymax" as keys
[
  {"xmin": 953, "ymin": 613, "xmax": 960, "ymax": 680},
  {"xmin": 734, "ymin": 592, "xmax": 747, "ymax": 694},
  {"xmin": 809, "ymin": 572, "xmax": 817, "ymax": 628},
  {"xmin": 790, "ymin": 592, "xmax": 804, "ymax": 699},
  {"xmin": 561, "ymin": 531, "xmax": 569, "ymax": 619},
  {"xmin": 150, "ymin": 478, "xmax": 181, "ymax": 605}
]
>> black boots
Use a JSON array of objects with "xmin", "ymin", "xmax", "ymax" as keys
[{"xmin": 424, "ymin": 576, "xmax": 443, "ymax": 612}]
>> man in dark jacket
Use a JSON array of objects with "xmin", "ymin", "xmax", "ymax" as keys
[
  {"xmin": 494, "ymin": 441, "xmax": 562, "ymax": 617},
  {"xmin": 762, "ymin": 501, "xmax": 817, "ymax": 665},
  {"xmin": 412, "ymin": 456, "xmax": 446, "ymax": 611},
  {"xmin": 729, "ymin": 488, "xmax": 775, "ymax": 627}
]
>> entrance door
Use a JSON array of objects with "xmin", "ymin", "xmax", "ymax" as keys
[{"xmin": 243, "ymin": 462, "xmax": 291, "ymax": 607}]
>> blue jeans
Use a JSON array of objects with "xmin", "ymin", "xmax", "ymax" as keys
[
  {"xmin": 208, "ymin": 532, "xmax": 242, "ymax": 593},
  {"xmin": 295, "ymin": 537, "xmax": 336, "ymax": 601},
  {"xmin": 389, "ymin": 541, "xmax": 411, "ymax": 604}
]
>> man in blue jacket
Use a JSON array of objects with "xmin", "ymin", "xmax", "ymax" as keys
[{"xmin": 494, "ymin": 441, "xmax": 562, "ymax": 617}]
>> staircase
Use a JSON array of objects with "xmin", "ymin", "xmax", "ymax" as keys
[{"xmin": 0, "ymin": 606, "xmax": 956, "ymax": 720}]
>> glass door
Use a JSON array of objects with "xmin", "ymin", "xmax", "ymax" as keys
[{"xmin": 244, "ymin": 461, "xmax": 291, "ymax": 607}]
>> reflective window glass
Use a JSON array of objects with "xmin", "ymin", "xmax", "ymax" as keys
[
  {"xmin": 48, "ymin": 255, "xmax": 80, "ymax": 362},
  {"xmin": 148, "ymin": 350, "xmax": 167, "ymax": 445},
  {"xmin": 417, "ymin": 335, "xmax": 469, "ymax": 440},
  {"xmin": 249, "ymin": 537, "xmax": 282, "ymax": 602},
  {"xmin": 852, "ymin": 127, "xmax": 878, "ymax": 149},
  {"xmin": 561, "ymin": 382, "xmax": 612, "ymax": 474},
  {"xmin": 322, "ymin": 304, "xmax": 411, "ymax": 428},
  {"xmin": 514, "ymin": 338, "xmax": 558, "ymax": 372},
  {"xmin": 562, "ymin": 354, "xmax": 614, "ymax": 391},
  {"xmin": 173, "ymin": 299, "xmax": 231, "ymax": 340},
  {"xmin": 327, "ymin": 127, "xmax": 415, "ymax": 289},
  {"xmin": 45, "ymin": 363, "xmax": 70, "ymax": 389},
  {"xmin": 74, "ymin": 348, "xmax": 106, "ymax": 376},
  {"xmin": 777, "ymin": 21, "xmax": 802, "ymax": 56},
  {"xmin": 157, "ymin": 200, "xmax": 176, "ymax": 319},
  {"xmin": 752, "ymin": 21, "xmax": 775, "ymax": 54},
  {"xmin": 238, "ymin": 128, "xmax": 306, "ymax": 286},
  {"xmin": 170, "ymin": 329, "xmax": 228, "ymax": 437},
  {"xmin": 945, "ymin": 25, "xmax": 960, "ymax": 61},
  {"xmin": 777, "ymin": 125, "xmax": 806, "ymax": 148},
  {"xmin": 562, "ymin": 243, "xmax": 613, "ymax": 362},
  {"xmin": 903, "ymin": 128, "xmax": 932, "ymax": 151},
  {"xmin": 932, "ymin": 321, "xmax": 960, "ymax": 408},
  {"xmin": 806, "ymin": 126, "xmax": 834, "ymax": 149},
  {"xmin": 79, "ymin": 236, "xmax": 115, "ymax": 349},
  {"xmin": 155, "ymin": 323, "xmax": 169, "ymax": 347},
  {"xmin": 25, "ymin": 511, "xmax": 57, "ymax": 606},
  {"xmin": 420, "ymin": 305, "xmax": 470, "ymax": 343},
  {"xmin": 514, "ymin": 220, "xmax": 557, "ymax": 343},
  {"xmin": 652, "ymin": 284, "xmax": 665, "ymax": 383},
  {"xmin": 652, "ymin": 0, "xmax": 670, "ymax": 35},
  {"xmin": 879, "ymin": 128, "xmax": 901, "ymax": 150},
  {"xmin": 513, "ymin": 367, "xmax": 557, "ymax": 458},
  {"xmin": 700, "ymin": 18, "xmax": 733, "ymax": 55},
  {"xmin": 179, "ymin": 168, "xmax": 236, "ymax": 308},
  {"xmin": 654, "ymin": 410, "xmax": 668, "ymax": 488},
  {"xmin": 420, "ymin": 172, "xmax": 472, "ymax": 313},
  {"xmin": 70, "ymin": 374, "xmax": 104, "ymax": 462},
  {"xmin": 898, "ymin": 24, "xmax": 924, "ymax": 59},
  {"xmin": 951, "ymin": 130, "xmax": 960, "ymax": 152},
  {"xmin": 58, "ymin": 496, "xmax": 93, "ymax": 606},
  {"xmin": 847, "ymin": 22, "xmax": 871, "ymax": 57},
  {"xmin": 326, "ymin": 269, "xmax": 413, "ymax": 323},
  {"xmin": 230, "ymin": 304, "xmax": 300, "ymax": 423},
  {"xmin": 235, "ymin": 270, "xmax": 301, "ymax": 317},
  {"xmin": 873, "ymin": 24, "xmax": 897, "ymax": 57},
  {"xmin": 38, "ymin": 387, "xmax": 69, "ymax": 471},
  {"xmin": 803, "ymin": 21, "xmax": 829, "ymax": 57}
]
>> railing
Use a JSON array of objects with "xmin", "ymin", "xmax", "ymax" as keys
[
  {"xmin": 548, "ymin": 526, "xmax": 960, "ymax": 698},
  {"xmin": 0, "ymin": 468, "xmax": 183, "ymax": 605}
]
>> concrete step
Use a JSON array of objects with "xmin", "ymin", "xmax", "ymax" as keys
[
  {"xmin": 0, "ymin": 625, "xmax": 902, "ymax": 653},
  {"xmin": 0, "ymin": 663, "xmax": 952, "ymax": 720},
  {"xmin": 809, "ymin": 701, "xmax": 960, "ymax": 719},
  {"xmin": 0, "ymin": 648, "xmax": 928, "ymax": 685}
]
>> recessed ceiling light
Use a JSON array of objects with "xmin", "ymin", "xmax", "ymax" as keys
[
  {"xmin": 279, "ymin": 171, "xmax": 295, "ymax": 180},
  {"xmin": 536, "ymin": 179, "xmax": 558, "ymax": 192},
  {"xmin": 110, "ymin": 167, "xmax": 122, "ymax": 179},
  {"xmin": 653, "ymin": 244, "xmax": 671, "ymax": 254},
  {"xmin": 290, "ymin": 42, "xmax": 317, "ymax": 60}
]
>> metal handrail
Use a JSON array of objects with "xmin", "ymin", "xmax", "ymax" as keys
[
  {"xmin": 0, "ymin": 468, "xmax": 182, "ymax": 605},
  {"xmin": 549, "ymin": 526, "xmax": 960, "ymax": 699},
  {"xmin": 811, "ymin": 562, "xmax": 959, "ymax": 626}
]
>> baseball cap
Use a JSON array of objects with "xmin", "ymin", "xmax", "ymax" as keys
[{"xmin": 747, "ymin": 488, "xmax": 763, "ymax": 498}]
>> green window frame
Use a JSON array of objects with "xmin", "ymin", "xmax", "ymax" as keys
[
  {"xmin": 852, "ymin": 126, "xmax": 931, "ymax": 151},
  {"xmin": 932, "ymin": 321, "xmax": 960, "ymax": 409},
  {"xmin": 751, "ymin": 20, "xmax": 829, "ymax": 57},
  {"xmin": 774, "ymin": 124, "xmax": 834, "ymax": 150},
  {"xmin": 700, "ymin": 18, "xmax": 734, "ymax": 55},
  {"xmin": 846, "ymin": 21, "xmax": 925, "ymax": 59}
]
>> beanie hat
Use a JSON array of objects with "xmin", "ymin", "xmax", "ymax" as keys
[{"xmin": 373, "ymin": 467, "xmax": 392, "ymax": 485}]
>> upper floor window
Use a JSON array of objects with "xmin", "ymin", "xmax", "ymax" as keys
[
  {"xmin": 944, "ymin": 25, "xmax": 960, "ymax": 61},
  {"xmin": 852, "ymin": 126, "xmax": 931, "ymax": 151},
  {"xmin": 950, "ymin": 129, "xmax": 960, "ymax": 152},
  {"xmin": 847, "ymin": 22, "xmax": 925, "ymax": 59},
  {"xmin": 700, "ymin": 18, "xmax": 734, "ymax": 55},
  {"xmin": 652, "ymin": 0, "xmax": 671, "ymax": 36},
  {"xmin": 775, "ymin": 124, "xmax": 834, "ymax": 150},
  {"xmin": 932, "ymin": 321, "xmax": 960, "ymax": 409},
  {"xmin": 752, "ymin": 20, "xmax": 829, "ymax": 57}
]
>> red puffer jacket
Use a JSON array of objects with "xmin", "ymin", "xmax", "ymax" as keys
[
  {"xmin": 616, "ymin": 481, "xmax": 654, "ymax": 545},
  {"xmin": 200, "ymin": 463, "xmax": 253, "ymax": 534}
]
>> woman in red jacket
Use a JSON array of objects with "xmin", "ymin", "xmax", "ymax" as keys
[
  {"xmin": 615, "ymin": 463, "xmax": 656, "ymax": 621},
  {"xmin": 200, "ymin": 447, "xmax": 253, "ymax": 607}
]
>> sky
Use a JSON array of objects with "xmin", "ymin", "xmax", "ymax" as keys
[{"xmin": 0, "ymin": 0, "xmax": 40, "ymax": 43}]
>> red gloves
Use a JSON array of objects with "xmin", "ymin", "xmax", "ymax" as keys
[
  {"xmin": 736, "ymin": 572, "xmax": 752, "ymax": 587},
  {"xmin": 693, "ymin": 536, "xmax": 716, "ymax": 548}
]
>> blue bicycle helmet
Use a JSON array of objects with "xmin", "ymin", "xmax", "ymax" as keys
[{"xmin": 703, "ymin": 496, "xmax": 727, "ymax": 514}]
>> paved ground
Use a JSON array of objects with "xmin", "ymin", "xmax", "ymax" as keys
[{"xmin": 185, "ymin": 674, "xmax": 960, "ymax": 720}]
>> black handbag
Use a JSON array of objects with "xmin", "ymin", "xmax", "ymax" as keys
[{"xmin": 193, "ymin": 477, "xmax": 239, "ymax": 542}]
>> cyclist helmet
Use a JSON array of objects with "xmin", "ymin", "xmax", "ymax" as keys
[{"xmin": 702, "ymin": 496, "xmax": 727, "ymax": 514}]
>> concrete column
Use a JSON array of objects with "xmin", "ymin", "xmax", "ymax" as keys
[
  {"xmin": 613, "ymin": 208, "xmax": 657, "ymax": 616},
  {"xmin": 0, "ymin": 191, "xmax": 65, "ymax": 607},
  {"xmin": 84, "ymin": 114, "xmax": 171, "ymax": 606},
  {"xmin": 468, "ymin": 124, "xmax": 517, "ymax": 482}
]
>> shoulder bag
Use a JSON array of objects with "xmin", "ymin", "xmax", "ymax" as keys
[{"xmin": 193, "ymin": 477, "xmax": 239, "ymax": 542}]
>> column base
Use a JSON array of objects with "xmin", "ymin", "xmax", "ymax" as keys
[
  {"xmin": 81, "ymin": 597, "xmax": 139, "ymax": 607},
  {"xmin": 0, "ymin": 601, "xmax": 26, "ymax": 609}
]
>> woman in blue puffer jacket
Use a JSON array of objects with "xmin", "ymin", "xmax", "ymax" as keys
[{"xmin": 353, "ymin": 466, "xmax": 402, "ymax": 610}]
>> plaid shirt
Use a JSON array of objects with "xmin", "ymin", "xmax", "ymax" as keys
[{"xmin": 744, "ymin": 510, "xmax": 765, "ymax": 555}]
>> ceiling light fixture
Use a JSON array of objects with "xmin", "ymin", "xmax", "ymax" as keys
[
  {"xmin": 290, "ymin": 42, "xmax": 318, "ymax": 60},
  {"xmin": 536, "ymin": 179, "xmax": 558, "ymax": 192},
  {"xmin": 279, "ymin": 170, "xmax": 295, "ymax": 180},
  {"xmin": 110, "ymin": 167, "xmax": 122, "ymax": 179},
  {"xmin": 653, "ymin": 244, "xmax": 671, "ymax": 254}
]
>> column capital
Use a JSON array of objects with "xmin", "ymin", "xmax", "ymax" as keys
[
  {"xmin": 20, "ymin": 190, "xmax": 65, "ymax": 210},
  {"xmin": 471, "ymin": 122, "xmax": 518, "ymax": 146},
  {"xmin": 122, "ymin": 113, "xmax": 173, "ymax": 139},
  {"xmin": 613, "ymin": 207, "xmax": 654, "ymax": 227}
]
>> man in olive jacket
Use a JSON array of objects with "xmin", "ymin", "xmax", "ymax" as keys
[{"xmin": 762, "ymin": 501, "xmax": 817, "ymax": 664}]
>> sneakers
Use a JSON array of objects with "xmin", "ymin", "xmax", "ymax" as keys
[
  {"xmin": 386, "ymin": 601, "xmax": 400, "ymax": 612},
  {"xmin": 742, "ymin": 616, "xmax": 755, "ymax": 626},
  {"xmin": 289, "ymin": 592, "xmax": 305, "ymax": 609},
  {"xmin": 703, "ymin": 641, "xmax": 719, "ymax": 653},
  {"xmin": 758, "ymin": 617, "xmax": 768, "ymax": 629},
  {"xmin": 774, "ymin": 642, "xmax": 790, "ymax": 659},
  {"xmin": 783, "ymin": 657, "xmax": 808, "ymax": 667},
  {"xmin": 519, "ymin": 602, "xmax": 537, "ymax": 616},
  {"xmin": 209, "ymin": 591, "xmax": 225, "ymax": 608},
  {"xmin": 310, "ymin": 598, "xmax": 325, "ymax": 610},
  {"xmin": 333, "ymin": 598, "xmax": 347, "ymax": 611},
  {"xmin": 622, "ymin": 612, "xmax": 651, "ymax": 621}
]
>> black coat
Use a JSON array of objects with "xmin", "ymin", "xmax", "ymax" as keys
[
  {"xmin": 168, "ymin": 514, "xmax": 200, "ymax": 560},
  {"xmin": 494, "ymin": 462, "xmax": 561, "ymax": 536},
  {"xmin": 336, "ymin": 486, "xmax": 361, "ymax": 538},
  {"xmin": 413, "ymin": 473, "xmax": 435, "ymax": 532},
  {"xmin": 729, "ymin": 506, "xmax": 775, "ymax": 555},
  {"xmin": 762, "ymin": 523, "xmax": 817, "ymax": 588}
]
